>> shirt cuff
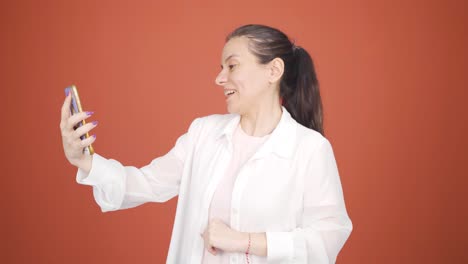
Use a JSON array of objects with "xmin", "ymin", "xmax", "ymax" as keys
[
  {"xmin": 76, "ymin": 153, "xmax": 113, "ymax": 186},
  {"xmin": 266, "ymin": 231, "xmax": 294, "ymax": 263}
]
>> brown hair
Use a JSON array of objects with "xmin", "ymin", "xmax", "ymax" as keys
[{"xmin": 226, "ymin": 24, "xmax": 325, "ymax": 136}]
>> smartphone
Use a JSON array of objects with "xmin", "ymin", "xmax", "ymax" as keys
[{"xmin": 64, "ymin": 85, "xmax": 95, "ymax": 155}]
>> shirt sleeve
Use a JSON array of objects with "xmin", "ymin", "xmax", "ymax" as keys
[
  {"xmin": 266, "ymin": 138, "xmax": 353, "ymax": 263},
  {"xmin": 75, "ymin": 117, "xmax": 202, "ymax": 213}
]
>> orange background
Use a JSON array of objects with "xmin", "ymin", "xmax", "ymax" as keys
[{"xmin": 1, "ymin": 0, "xmax": 467, "ymax": 263}]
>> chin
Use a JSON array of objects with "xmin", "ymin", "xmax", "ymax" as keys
[{"xmin": 226, "ymin": 104, "xmax": 240, "ymax": 115}]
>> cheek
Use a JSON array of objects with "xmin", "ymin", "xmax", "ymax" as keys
[{"xmin": 231, "ymin": 72, "xmax": 264, "ymax": 97}]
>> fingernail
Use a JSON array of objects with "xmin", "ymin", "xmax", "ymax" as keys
[
  {"xmin": 86, "ymin": 111, "xmax": 94, "ymax": 116},
  {"xmin": 66, "ymin": 89, "xmax": 70, "ymax": 96},
  {"xmin": 92, "ymin": 121, "xmax": 98, "ymax": 126},
  {"xmin": 92, "ymin": 134, "xmax": 96, "ymax": 138}
]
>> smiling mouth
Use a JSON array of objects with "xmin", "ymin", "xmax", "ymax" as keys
[{"xmin": 224, "ymin": 90, "xmax": 237, "ymax": 98}]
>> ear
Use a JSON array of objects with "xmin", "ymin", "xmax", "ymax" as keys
[{"xmin": 268, "ymin": 57, "xmax": 285, "ymax": 84}]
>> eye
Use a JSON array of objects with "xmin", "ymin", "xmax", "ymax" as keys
[{"xmin": 229, "ymin": 64, "xmax": 236, "ymax": 70}]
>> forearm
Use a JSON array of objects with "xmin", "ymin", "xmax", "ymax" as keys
[{"xmin": 234, "ymin": 231, "xmax": 267, "ymax": 257}]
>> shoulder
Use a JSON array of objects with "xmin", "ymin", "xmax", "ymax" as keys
[
  {"xmin": 198, "ymin": 113, "xmax": 236, "ymax": 127},
  {"xmin": 186, "ymin": 112, "xmax": 236, "ymax": 137},
  {"xmin": 294, "ymin": 121, "xmax": 333, "ymax": 156}
]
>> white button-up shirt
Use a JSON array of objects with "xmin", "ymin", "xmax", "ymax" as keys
[{"xmin": 76, "ymin": 106, "xmax": 353, "ymax": 263}]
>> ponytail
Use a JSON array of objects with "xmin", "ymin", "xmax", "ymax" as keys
[{"xmin": 280, "ymin": 46, "xmax": 324, "ymax": 136}]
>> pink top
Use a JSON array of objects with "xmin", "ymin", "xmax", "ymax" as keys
[{"xmin": 202, "ymin": 122, "xmax": 271, "ymax": 264}]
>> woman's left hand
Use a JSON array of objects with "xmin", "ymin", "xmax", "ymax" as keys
[{"xmin": 201, "ymin": 218, "xmax": 246, "ymax": 255}]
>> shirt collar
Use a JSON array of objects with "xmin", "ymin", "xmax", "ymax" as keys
[{"xmin": 215, "ymin": 106, "xmax": 297, "ymax": 159}]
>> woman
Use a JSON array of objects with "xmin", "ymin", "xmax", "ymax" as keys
[{"xmin": 60, "ymin": 24, "xmax": 353, "ymax": 263}]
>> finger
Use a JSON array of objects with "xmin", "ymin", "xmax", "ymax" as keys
[
  {"xmin": 60, "ymin": 92, "xmax": 72, "ymax": 128},
  {"xmin": 67, "ymin": 111, "xmax": 93, "ymax": 131},
  {"xmin": 77, "ymin": 133, "xmax": 97, "ymax": 148},
  {"xmin": 73, "ymin": 121, "xmax": 98, "ymax": 139}
]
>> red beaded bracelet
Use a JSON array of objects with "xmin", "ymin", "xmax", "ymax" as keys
[{"xmin": 246, "ymin": 233, "xmax": 251, "ymax": 264}]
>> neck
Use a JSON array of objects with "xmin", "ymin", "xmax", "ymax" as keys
[{"xmin": 240, "ymin": 102, "xmax": 283, "ymax": 137}]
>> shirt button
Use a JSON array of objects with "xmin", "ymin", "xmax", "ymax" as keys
[{"xmin": 232, "ymin": 208, "xmax": 238, "ymax": 215}]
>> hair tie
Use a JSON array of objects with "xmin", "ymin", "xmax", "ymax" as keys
[{"xmin": 292, "ymin": 43, "xmax": 300, "ymax": 55}]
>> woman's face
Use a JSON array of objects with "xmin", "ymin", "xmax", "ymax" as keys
[{"xmin": 215, "ymin": 36, "xmax": 272, "ymax": 115}]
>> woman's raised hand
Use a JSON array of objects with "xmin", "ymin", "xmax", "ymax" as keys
[{"xmin": 60, "ymin": 92, "xmax": 97, "ymax": 173}]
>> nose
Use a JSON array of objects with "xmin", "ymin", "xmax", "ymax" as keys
[{"xmin": 215, "ymin": 69, "xmax": 227, "ymax": 86}]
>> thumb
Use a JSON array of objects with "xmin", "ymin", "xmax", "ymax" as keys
[{"xmin": 209, "ymin": 246, "xmax": 218, "ymax": 255}]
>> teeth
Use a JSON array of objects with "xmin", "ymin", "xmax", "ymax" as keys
[{"xmin": 224, "ymin": 90, "xmax": 236, "ymax": 96}]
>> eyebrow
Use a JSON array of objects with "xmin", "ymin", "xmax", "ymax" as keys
[{"xmin": 220, "ymin": 54, "xmax": 240, "ymax": 68}]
